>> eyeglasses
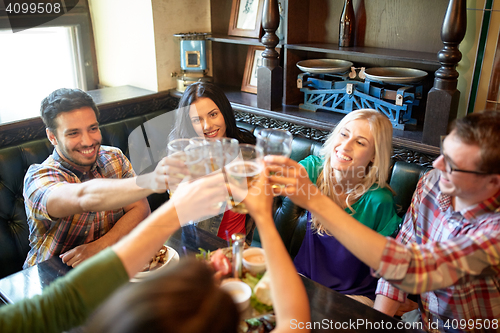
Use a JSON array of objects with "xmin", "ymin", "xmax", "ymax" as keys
[{"xmin": 440, "ymin": 136, "xmax": 489, "ymax": 175}]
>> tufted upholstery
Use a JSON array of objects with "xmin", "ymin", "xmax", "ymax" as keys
[
  {"xmin": 0, "ymin": 109, "xmax": 169, "ymax": 279},
  {"xmin": 0, "ymin": 113, "xmax": 432, "ymax": 279},
  {"xmin": 237, "ymin": 123, "xmax": 433, "ymax": 258}
]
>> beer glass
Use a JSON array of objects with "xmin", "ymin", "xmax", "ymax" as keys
[
  {"xmin": 256, "ymin": 128, "xmax": 292, "ymax": 188},
  {"xmin": 166, "ymin": 138, "xmax": 191, "ymax": 195},
  {"xmin": 225, "ymin": 144, "xmax": 263, "ymax": 214}
]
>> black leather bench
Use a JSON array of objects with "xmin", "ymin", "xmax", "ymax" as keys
[
  {"xmin": 0, "ymin": 109, "xmax": 169, "ymax": 279},
  {"xmin": 0, "ymin": 113, "xmax": 431, "ymax": 279}
]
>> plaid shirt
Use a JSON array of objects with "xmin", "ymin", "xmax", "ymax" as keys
[
  {"xmin": 23, "ymin": 146, "xmax": 136, "ymax": 268},
  {"xmin": 375, "ymin": 169, "xmax": 500, "ymax": 332}
]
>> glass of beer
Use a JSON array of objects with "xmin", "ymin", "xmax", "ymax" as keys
[
  {"xmin": 225, "ymin": 144, "xmax": 263, "ymax": 214},
  {"xmin": 256, "ymin": 128, "xmax": 292, "ymax": 188},
  {"xmin": 166, "ymin": 138, "xmax": 192, "ymax": 195}
]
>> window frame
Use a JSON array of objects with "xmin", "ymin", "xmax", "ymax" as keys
[{"xmin": 0, "ymin": 0, "xmax": 98, "ymax": 96}]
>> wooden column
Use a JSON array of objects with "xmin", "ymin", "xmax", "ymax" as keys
[
  {"xmin": 257, "ymin": 0, "xmax": 283, "ymax": 111},
  {"xmin": 422, "ymin": 0, "xmax": 467, "ymax": 146}
]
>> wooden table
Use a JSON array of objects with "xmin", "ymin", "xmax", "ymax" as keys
[{"xmin": 0, "ymin": 226, "xmax": 424, "ymax": 332}]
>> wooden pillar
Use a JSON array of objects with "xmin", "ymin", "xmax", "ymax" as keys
[
  {"xmin": 257, "ymin": 0, "xmax": 283, "ymax": 111},
  {"xmin": 422, "ymin": 0, "xmax": 467, "ymax": 146}
]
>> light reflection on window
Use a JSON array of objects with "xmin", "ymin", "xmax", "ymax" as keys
[{"xmin": 0, "ymin": 26, "xmax": 83, "ymax": 124}]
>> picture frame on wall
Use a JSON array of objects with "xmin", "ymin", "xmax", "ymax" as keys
[
  {"xmin": 241, "ymin": 45, "xmax": 265, "ymax": 94},
  {"xmin": 228, "ymin": 0, "xmax": 264, "ymax": 38}
]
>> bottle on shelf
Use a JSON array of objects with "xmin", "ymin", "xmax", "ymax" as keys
[{"xmin": 339, "ymin": 0, "xmax": 355, "ymax": 47}]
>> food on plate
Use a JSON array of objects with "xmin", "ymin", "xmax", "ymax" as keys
[
  {"xmin": 241, "ymin": 315, "xmax": 276, "ymax": 333},
  {"xmin": 141, "ymin": 245, "xmax": 169, "ymax": 272},
  {"xmin": 254, "ymin": 271, "xmax": 272, "ymax": 306},
  {"xmin": 242, "ymin": 273, "xmax": 273, "ymax": 314},
  {"xmin": 210, "ymin": 248, "xmax": 232, "ymax": 276}
]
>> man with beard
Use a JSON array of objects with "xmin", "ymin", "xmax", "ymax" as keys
[{"xmin": 23, "ymin": 88, "xmax": 160, "ymax": 268}]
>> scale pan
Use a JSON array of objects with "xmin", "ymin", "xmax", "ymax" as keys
[
  {"xmin": 296, "ymin": 59, "xmax": 353, "ymax": 74},
  {"xmin": 364, "ymin": 67, "xmax": 427, "ymax": 84}
]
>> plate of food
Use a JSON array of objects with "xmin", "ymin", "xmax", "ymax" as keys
[{"xmin": 131, "ymin": 245, "xmax": 179, "ymax": 282}]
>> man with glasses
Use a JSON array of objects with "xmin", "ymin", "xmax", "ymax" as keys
[{"xmin": 372, "ymin": 111, "xmax": 500, "ymax": 331}]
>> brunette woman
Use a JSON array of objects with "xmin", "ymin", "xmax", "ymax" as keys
[{"xmin": 170, "ymin": 82, "xmax": 256, "ymax": 244}]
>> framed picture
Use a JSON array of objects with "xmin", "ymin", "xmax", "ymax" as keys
[
  {"xmin": 241, "ymin": 45, "xmax": 265, "ymax": 94},
  {"xmin": 228, "ymin": 0, "xmax": 264, "ymax": 38}
]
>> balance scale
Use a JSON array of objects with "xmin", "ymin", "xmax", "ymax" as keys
[{"xmin": 296, "ymin": 60, "xmax": 427, "ymax": 130}]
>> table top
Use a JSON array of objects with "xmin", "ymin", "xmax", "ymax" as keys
[{"xmin": 0, "ymin": 226, "xmax": 424, "ymax": 332}]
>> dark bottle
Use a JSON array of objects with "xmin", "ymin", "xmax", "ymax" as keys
[{"xmin": 339, "ymin": 0, "xmax": 355, "ymax": 47}]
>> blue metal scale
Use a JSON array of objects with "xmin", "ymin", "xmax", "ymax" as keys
[{"xmin": 297, "ymin": 73, "xmax": 422, "ymax": 130}]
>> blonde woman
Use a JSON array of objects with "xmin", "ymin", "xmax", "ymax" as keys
[{"xmin": 292, "ymin": 109, "xmax": 400, "ymax": 307}]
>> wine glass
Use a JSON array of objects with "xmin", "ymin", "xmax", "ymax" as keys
[{"xmin": 225, "ymin": 144, "xmax": 263, "ymax": 214}]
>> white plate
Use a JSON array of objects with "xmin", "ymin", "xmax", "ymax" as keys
[{"xmin": 131, "ymin": 246, "xmax": 180, "ymax": 282}]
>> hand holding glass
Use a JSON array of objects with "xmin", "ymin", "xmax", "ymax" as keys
[{"xmin": 225, "ymin": 144, "xmax": 263, "ymax": 214}]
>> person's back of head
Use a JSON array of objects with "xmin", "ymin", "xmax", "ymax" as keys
[
  {"xmin": 86, "ymin": 258, "xmax": 239, "ymax": 333},
  {"xmin": 41, "ymin": 88, "xmax": 99, "ymax": 132},
  {"xmin": 452, "ymin": 110, "xmax": 500, "ymax": 175}
]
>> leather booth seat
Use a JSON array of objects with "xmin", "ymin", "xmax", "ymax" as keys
[
  {"xmin": 0, "ymin": 113, "xmax": 431, "ymax": 279},
  {"xmin": 236, "ymin": 123, "xmax": 432, "ymax": 257},
  {"xmin": 0, "ymin": 110, "xmax": 168, "ymax": 279}
]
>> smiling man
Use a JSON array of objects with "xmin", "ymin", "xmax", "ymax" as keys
[{"xmin": 23, "ymin": 88, "xmax": 154, "ymax": 268}]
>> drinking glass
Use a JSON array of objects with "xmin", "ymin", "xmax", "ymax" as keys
[
  {"xmin": 225, "ymin": 144, "xmax": 263, "ymax": 214},
  {"xmin": 185, "ymin": 140, "xmax": 224, "ymax": 180},
  {"xmin": 165, "ymin": 138, "xmax": 191, "ymax": 195},
  {"xmin": 256, "ymin": 128, "xmax": 293, "ymax": 188},
  {"xmin": 255, "ymin": 128, "xmax": 293, "ymax": 157},
  {"xmin": 184, "ymin": 140, "xmax": 226, "ymax": 224},
  {"xmin": 220, "ymin": 138, "xmax": 239, "ymax": 165}
]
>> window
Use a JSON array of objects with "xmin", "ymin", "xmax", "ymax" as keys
[
  {"xmin": 0, "ymin": 1, "xmax": 96, "ymax": 125},
  {"xmin": 0, "ymin": 26, "xmax": 85, "ymax": 123}
]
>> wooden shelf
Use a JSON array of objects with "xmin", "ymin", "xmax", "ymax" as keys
[
  {"xmin": 208, "ymin": 34, "xmax": 263, "ymax": 46},
  {"xmin": 208, "ymin": 34, "xmax": 283, "ymax": 48},
  {"xmin": 171, "ymin": 86, "xmax": 439, "ymax": 155},
  {"xmin": 286, "ymin": 43, "xmax": 440, "ymax": 67}
]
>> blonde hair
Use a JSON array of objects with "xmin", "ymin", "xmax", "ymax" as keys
[{"xmin": 312, "ymin": 109, "xmax": 393, "ymax": 235}]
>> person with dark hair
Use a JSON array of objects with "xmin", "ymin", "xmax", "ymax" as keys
[
  {"xmin": 170, "ymin": 82, "xmax": 256, "ymax": 244},
  {"xmin": 0, "ymin": 172, "xmax": 230, "ymax": 333},
  {"xmin": 267, "ymin": 110, "xmax": 500, "ymax": 332},
  {"xmin": 86, "ymin": 168, "xmax": 310, "ymax": 333},
  {"xmin": 40, "ymin": 88, "xmax": 100, "ymax": 132},
  {"xmin": 23, "ymin": 88, "xmax": 179, "ymax": 268},
  {"xmin": 171, "ymin": 81, "xmax": 255, "ymax": 145}
]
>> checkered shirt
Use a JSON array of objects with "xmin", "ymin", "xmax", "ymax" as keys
[
  {"xmin": 375, "ymin": 169, "xmax": 500, "ymax": 332},
  {"xmin": 23, "ymin": 146, "xmax": 136, "ymax": 268}
]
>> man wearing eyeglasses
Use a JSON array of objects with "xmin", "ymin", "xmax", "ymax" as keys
[{"xmin": 373, "ymin": 111, "xmax": 500, "ymax": 332}]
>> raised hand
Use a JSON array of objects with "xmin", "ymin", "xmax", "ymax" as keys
[
  {"xmin": 170, "ymin": 172, "xmax": 228, "ymax": 225},
  {"xmin": 136, "ymin": 156, "xmax": 189, "ymax": 193},
  {"xmin": 264, "ymin": 156, "xmax": 321, "ymax": 210}
]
